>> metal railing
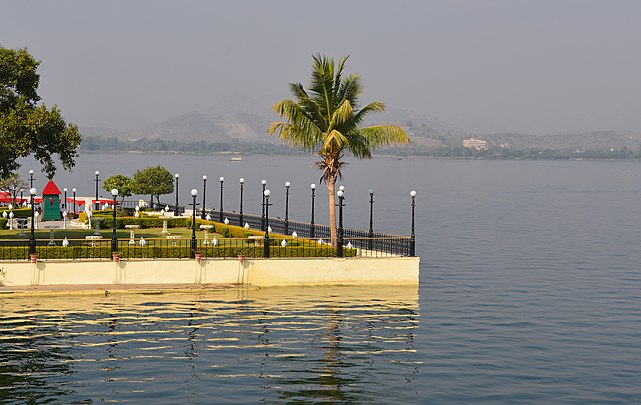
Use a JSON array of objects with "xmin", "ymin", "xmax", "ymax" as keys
[
  {"xmin": 0, "ymin": 234, "xmax": 411, "ymax": 261},
  {"xmin": 69, "ymin": 200, "xmax": 415, "ymax": 258}
]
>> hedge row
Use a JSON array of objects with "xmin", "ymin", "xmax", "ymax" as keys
[
  {"xmin": 0, "ymin": 244, "xmax": 356, "ymax": 260},
  {"xmin": 87, "ymin": 216, "xmax": 194, "ymax": 229},
  {"xmin": 0, "ymin": 207, "xmax": 32, "ymax": 218}
]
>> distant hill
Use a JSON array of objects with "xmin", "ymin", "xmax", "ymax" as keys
[{"xmin": 79, "ymin": 94, "xmax": 641, "ymax": 155}]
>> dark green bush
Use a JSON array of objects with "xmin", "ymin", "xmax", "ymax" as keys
[{"xmin": 0, "ymin": 207, "xmax": 31, "ymax": 218}]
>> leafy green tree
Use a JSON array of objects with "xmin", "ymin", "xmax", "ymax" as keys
[
  {"xmin": 0, "ymin": 46, "xmax": 81, "ymax": 179},
  {"xmin": 268, "ymin": 55, "xmax": 409, "ymax": 243},
  {"xmin": 133, "ymin": 165, "xmax": 174, "ymax": 207},
  {"xmin": 103, "ymin": 174, "xmax": 135, "ymax": 206}
]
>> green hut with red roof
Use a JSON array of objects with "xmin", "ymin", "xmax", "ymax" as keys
[{"xmin": 42, "ymin": 180, "xmax": 62, "ymax": 221}]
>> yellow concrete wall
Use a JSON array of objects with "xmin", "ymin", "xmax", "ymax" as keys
[{"xmin": 1, "ymin": 257, "xmax": 419, "ymax": 287}]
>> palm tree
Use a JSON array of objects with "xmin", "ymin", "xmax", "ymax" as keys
[{"xmin": 268, "ymin": 54, "xmax": 410, "ymax": 245}]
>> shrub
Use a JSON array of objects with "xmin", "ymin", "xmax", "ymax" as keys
[{"xmin": 0, "ymin": 207, "xmax": 31, "ymax": 218}]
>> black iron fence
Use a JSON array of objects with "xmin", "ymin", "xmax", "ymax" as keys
[
  {"xmin": 0, "ymin": 234, "xmax": 410, "ymax": 261},
  {"xmin": 207, "ymin": 209, "xmax": 412, "ymax": 254},
  {"xmin": 55, "ymin": 200, "xmax": 416, "ymax": 259}
]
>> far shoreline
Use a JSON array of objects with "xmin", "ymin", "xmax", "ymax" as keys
[{"xmin": 76, "ymin": 149, "xmax": 641, "ymax": 162}]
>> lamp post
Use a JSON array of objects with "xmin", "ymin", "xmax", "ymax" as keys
[
  {"xmin": 336, "ymin": 189, "xmax": 345, "ymax": 257},
  {"xmin": 72, "ymin": 188, "xmax": 77, "ymax": 216},
  {"xmin": 239, "ymin": 178, "xmax": 245, "ymax": 226},
  {"xmin": 29, "ymin": 187, "xmax": 37, "ymax": 255},
  {"xmin": 190, "ymin": 188, "xmax": 198, "ymax": 259},
  {"xmin": 63, "ymin": 187, "xmax": 68, "ymax": 212},
  {"xmin": 410, "ymin": 190, "xmax": 416, "ymax": 257},
  {"xmin": 336, "ymin": 186, "xmax": 345, "ymax": 257},
  {"xmin": 94, "ymin": 171, "xmax": 100, "ymax": 211},
  {"xmin": 260, "ymin": 179, "xmax": 267, "ymax": 231},
  {"xmin": 111, "ymin": 188, "xmax": 118, "ymax": 253},
  {"xmin": 29, "ymin": 169, "xmax": 34, "ymax": 188},
  {"xmin": 201, "ymin": 175, "xmax": 207, "ymax": 219},
  {"xmin": 219, "ymin": 177, "xmax": 224, "ymax": 223},
  {"xmin": 62, "ymin": 210, "xmax": 67, "ymax": 230},
  {"xmin": 263, "ymin": 189, "xmax": 271, "ymax": 258},
  {"xmin": 284, "ymin": 181, "xmax": 290, "ymax": 235},
  {"xmin": 20, "ymin": 189, "xmax": 24, "ymax": 206},
  {"xmin": 310, "ymin": 184, "xmax": 316, "ymax": 238},
  {"xmin": 174, "ymin": 173, "xmax": 180, "ymax": 216},
  {"xmin": 368, "ymin": 189, "xmax": 374, "ymax": 250}
]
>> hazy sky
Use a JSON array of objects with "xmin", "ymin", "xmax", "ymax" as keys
[{"xmin": 2, "ymin": 0, "xmax": 640, "ymax": 134}]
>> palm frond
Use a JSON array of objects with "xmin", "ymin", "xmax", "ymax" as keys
[
  {"xmin": 334, "ymin": 55, "xmax": 350, "ymax": 99},
  {"xmin": 268, "ymin": 99, "xmax": 323, "ymax": 151},
  {"xmin": 345, "ymin": 132, "xmax": 373, "ymax": 159},
  {"xmin": 338, "ymin": 74, "xmax": 362, "ymax": 107},
  {"xmin": 289, "ymin": 82, "xmax": 325, "ymax": 128},
  {"xmin": 321, "ymin": 129, "xmax": 349, "ymax": 156},
  {"xmin": 310, "ymin": 54, "xmax": 338, "ymax": 123},
  {"xmin": 352, "ymin": 101, "xmax": 385, "ymax": 126},
  {"xmin": 329, "ymin": 99, "xmax": 354, "ymax": 131},
  {"xmin": 357, "ymin": 125, "xmax": 410, "ymax": 148}
]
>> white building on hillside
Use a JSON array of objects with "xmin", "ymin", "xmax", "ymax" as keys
[{"xmin": 463, "ymin": 138, "xmax": 488, "ymax": 150}]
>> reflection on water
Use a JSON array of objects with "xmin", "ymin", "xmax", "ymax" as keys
[{"xmin": 0, "ymin": 286, "xmax": 419, "ymax": 403}]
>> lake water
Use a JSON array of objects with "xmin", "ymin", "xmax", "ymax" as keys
[{"xmin": 3, "ymin": 155, "xmax": 641, "ymax": 403}]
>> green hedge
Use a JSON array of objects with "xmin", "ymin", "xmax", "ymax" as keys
[
  {"xmin": 0, "ymin": 207, "xmax": 31, "ymax": 218},
  {"xmin": 0, "ymin": 244, "xmax": 356, "ymax": 260},
  {"xmin": 0, "ymin": 245, "xmax": 29, "ymax": 260},
  {"xmin": 92, "ymin": 216, "xmax": 193, "ymax": 229}
]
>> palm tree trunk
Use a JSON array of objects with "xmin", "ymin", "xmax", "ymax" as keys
[{"xmin": 327, "ymin": 176, "xmax": 337, "ymax": 247}]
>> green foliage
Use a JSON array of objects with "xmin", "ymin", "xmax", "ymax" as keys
[
  {"xmin": 0, "ymin": 207, "xmax": 31, "ymax": 218},
  {"xmin": 0, "ymin": 46, "xmax": 81, "ymax": 179},
  {"xmin": 268, "ymin": 54, "xmax": 409, "ymax": 242},
  {"xmin": 95, "ymin": 215, "xmax": 192, "ymax": 229},
  {"xmin": 0, "ymin": 242, "xmax": 354, "ymax": 260},
  {"xmin": 103, "ymin": 174, "xmax": 135, "ymax": 203},
  {"xmin": 208, "ymin": 221, "xmax": 264, "ymax": 238},
  {"xmin": 132, "ymin": 165, "xmax": 174, "ymax": 205}
]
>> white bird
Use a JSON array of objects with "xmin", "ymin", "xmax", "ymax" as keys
[
  {"xmin": 206, "ymin": 214, "xmax": 211, "ymax": 221},
  {"xmin": 318, "ymin": 239, "xmax": 323, "ymax": 245},
  {"xmin": 212, "ymin": 237, "xmax": 218, "ymax": 246},
  {"xmin": 281, "ymin": 239, "xmax": 287, "ymax": 247},
  {"xmin": 347, "ymin": 241, "xmax": 353, "ymax": 249},
  {"xmin": 291, "ymin": 231, "xmax": 298, "ymax": 238},
  {"xmin": 139, "ymin": 237, "xmax": 146, "ymax": 246},
  {"xmin": 244, "ymin": 222, "xmax": 250, "ymax": 229},
  {"xmin": 268, "ymin": 226, "xmax": 272, "ymax": 233},
  {"xmin": 224, "ymin": 217, "xmax": 230, "ymax": 225},
  {"xmin": 62, "ymin": 237, "xmax": 69, "ymax": 247}
]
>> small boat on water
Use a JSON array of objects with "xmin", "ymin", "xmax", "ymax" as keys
[{"xmin": 230, "ymin": 156, "xmax": 242, "ymax": 162}]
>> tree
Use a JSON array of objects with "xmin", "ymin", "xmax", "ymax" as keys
[
  {"xmin": 268, "ymin": 55, "xmax": 409, "ymax": 244},
  {"xmin": 103, "ymin": 174, "xmax": 135, "ymax": 207},
  {"xmin": 0, "ymin": 46, "xmax": 81, "ymax": 179},
  {"xmin": 132, "ymin": 165, "xmax": 174, "ymax": 207},
  {"xmin": 0, "ymin": 173, "xmax": 27, "ymax": 204}
]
